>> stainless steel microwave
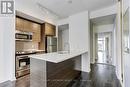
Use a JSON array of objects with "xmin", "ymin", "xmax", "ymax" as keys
[{"xmin": 15, "ymin": 30, "xmax": 33, "ymax": 41}]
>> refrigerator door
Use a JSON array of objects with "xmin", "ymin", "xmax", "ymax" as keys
[
  {"xmin": 47, "ymin": 46, "xmax": 57, "ymax": 53},
  {"xmin": 46, "ymin": 37, "xmax": 57, "ymax": 53},
  {"xmin": 47, "ymin": 37, "xmax": 57, "ymax": 46}
]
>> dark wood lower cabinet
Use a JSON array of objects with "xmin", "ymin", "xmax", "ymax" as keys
[{"xmin": 47, "ymin": 59, "xmax": 81, "ymax": 87}]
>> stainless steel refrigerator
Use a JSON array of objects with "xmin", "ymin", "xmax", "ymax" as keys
[{"xmin": 46, "ymin": 37, "xmax": 57, "ymax": 53}]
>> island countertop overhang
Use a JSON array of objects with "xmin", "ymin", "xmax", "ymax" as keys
[{"xmin": 29, "ymin": 50, "xmax": 87, "ymax": 63}]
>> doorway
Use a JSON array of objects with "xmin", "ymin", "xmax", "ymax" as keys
[
  {"xmin": 95, "ymin": 32, "xmax": 112, "ymax": 64},
  {"xmin": 58, "ymin": 24, "xmax": 69, "ymax": 51}
]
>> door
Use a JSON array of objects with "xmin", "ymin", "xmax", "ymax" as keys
[{"xmin": 95, "ymin": 32, "xmax": 112, "ymax": 64}]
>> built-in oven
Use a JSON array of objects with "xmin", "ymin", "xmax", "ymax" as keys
[
  {"xmin": 15, "ymin": 30, "xmax": 33, "ymax": 41},
  {"xmin": 16, "ymin": 55, "xmax": 30, "ymax": 78}
]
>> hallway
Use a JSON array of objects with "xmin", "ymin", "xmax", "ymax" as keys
[{"xmin": 95, "ymin": 32, "xmax": 112, "ymax": 65}]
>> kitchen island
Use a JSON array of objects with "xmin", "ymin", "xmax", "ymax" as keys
[{"xmin": 29, "ymin": 50, "xmax": 89, "ymax": 87}]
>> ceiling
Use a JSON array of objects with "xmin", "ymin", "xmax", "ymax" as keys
[{"xmin": 33, "ymin": 0, "xmax": 116, "ymax": 18}]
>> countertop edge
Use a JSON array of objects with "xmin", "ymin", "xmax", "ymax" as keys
[{"xmin": 29, "ymin": 50, "xmax": 88, "ymax": 63}]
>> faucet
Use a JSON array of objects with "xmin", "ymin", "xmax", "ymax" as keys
[{"xmin": 64, "ymin": 42, "xmax": 70, "ymax": 53}]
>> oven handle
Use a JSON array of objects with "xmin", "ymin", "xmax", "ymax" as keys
[{"xmin": 16, "ymin": 56, "xmax": 30, "ymax": 59}]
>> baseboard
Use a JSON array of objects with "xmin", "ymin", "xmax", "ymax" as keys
[
  {"xmin": 0, "ymin": 77, "xmax": 16, "ymax": 84},
  {"xmin": 10, "ymin": 77, "xmax": 16, "ymax": 81},
  {"xmin": 81, "ymin": 69, "xmax": 91, "ymax": 73},
  {"xmin": 0, "ymin": 80, "xmax": 8, "ymax": 84},
  {"xmin": 95, "ymin": 63, "xmax": 115, "ymax": 67},
  {"xmin": 0, "ymin": 80, "xmax": 11, "ymax": 85}
]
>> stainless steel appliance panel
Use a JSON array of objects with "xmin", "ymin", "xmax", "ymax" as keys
[
  {"xmin": 46, "ymin": 37, "xmax": 57, "ymax": 53},
  {"xmin": 47, "ymin": 37, "xmax": 57, "ymax": 46},
  {"xmin": 15, "ymin": 30, "xmax": 33, "ymax": 41},
  {"xmin": 16, "ymin": 55, "xmax": 30, "ymax": 78},
  {"xmin": 47, "ymin": 46, "xmax": 57, "ymax": 53}
]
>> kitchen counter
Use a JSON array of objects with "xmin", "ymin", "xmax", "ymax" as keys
[
  {"xmin": 29, "ymin": 50, "xmax": 88, "ymax": 87},
  {"xmin": 29, "ymin": 50, "xmax": 87, "ymax": 63}
]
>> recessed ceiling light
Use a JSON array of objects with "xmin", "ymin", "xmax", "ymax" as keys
[{"xmin": 67, "ymin": 0, "xmax": 73, "ymax": 4}]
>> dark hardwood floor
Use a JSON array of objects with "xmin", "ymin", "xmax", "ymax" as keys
[
  {"xmin": 71, "ymin": 64, "xmax": 122, "ymax": 87},
  {"xmin": 47, "ymin": 60, "xmax": 81, "ymax": 87},
  {"xmin": 0, "ymin": 64, "xmax": 121, "ymax": 87}
]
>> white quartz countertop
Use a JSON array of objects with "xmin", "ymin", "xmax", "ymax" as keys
[{"xmin": 29, "ymin": 50, "xmax": 87, "ymax": 63}]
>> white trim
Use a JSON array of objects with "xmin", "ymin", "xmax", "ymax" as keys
[{"xmin": 90, "ymin": 5, "xmax": 117, "ymax": 19}]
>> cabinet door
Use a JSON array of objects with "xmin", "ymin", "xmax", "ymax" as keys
[
  {"xmin": 45, "ymin": 23, "xmax": 56, "ymax": 36},
  {"xmin": 23, "ymin": 20, "xmax": 33, "ymax": 32},
  {"xmin": 16, "ymin": 17, "xmax": 24, "ymax": 31},
  {"xmin": 32, "ymin": 23, "xmax": 41, "ymax": 32},
  {"xmin": 33, "ymin": 32, "xmax": 41, "ymax": 42},
  {"xmin": 32, "ymin": 23, "xmax": 41, "ymax": 42}
]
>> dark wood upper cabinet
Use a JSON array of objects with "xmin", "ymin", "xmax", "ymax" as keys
[
  {"xmin": 45, "ymin": 23, "xmax": 56, "ymax": 36},
  {"xmin": 16, "ymin": 17, "xmax": 24, "ymax": 31},
  {"xmin": 23, "ymin": 20, "xmax": 33, "ymax": 32},
  {"xmin": 39, "ymin": 23, "xmax": 56, "ymax": 50},
  {"xmin": 39, "ymin": 24, "xmax": 45, "ymax": 50},
  {"xmin": 16, "ymin": 17, "xmax": 41, "ymax": 42},
  {"xmin": 32, "ymin": 23, "xmax": 41, "ymax": 42},
  {"xmin": 16, "ymin": 17, "xmax": 32, "ymax": 32}
]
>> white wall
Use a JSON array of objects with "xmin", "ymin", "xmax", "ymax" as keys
[
  {"xmin": 69, "ymin": 11, "xmax": 89, "ymax": 51},
  {"xmin": 69, "ymin": 11, "xmax": 90, "ymax": 72},
  {"xmin": 93, "ymin": 24, "xmax": 113, "ymax": 33},
  {"xmin": 57, "ymin": 11, "xmax": 90, "ymax": 72},
  {"xmin": 57, "ymin": 18, "xmax": 69, "ymax": 26},
  {"xmin": 15, "ymin": 0, "xmax": 59, "ymax": 25},
  {"xmin": 0, "ymin": 21, "xmax": 4, "ymax": 83},
  {"xmin": 0, "ymin": 17, "xmax": 15, "ymax": 83},
  {"xmin": 90, "ymin": 4, "xmax": 117, "ymax": 19},
  {"xmin": 82, "ymin": 53, "xmax": 90, "ymax": 72},
  {"xmin": 0, "ymin": 0, "xmax": 15, "ymax": 83}
]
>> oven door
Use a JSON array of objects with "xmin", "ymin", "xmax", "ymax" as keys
[
  {"xmin": 16, "ymin": 56, "xmax": 30, "ymax": 78},
  {"xmin": 16, "ymin": 56, "xmax": 30, "ymax": 71}
]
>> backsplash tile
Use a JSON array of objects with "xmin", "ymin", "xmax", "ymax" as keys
[{"xmin": 16, "ymin": 41, "xmax": 38, "ymax": 51}]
